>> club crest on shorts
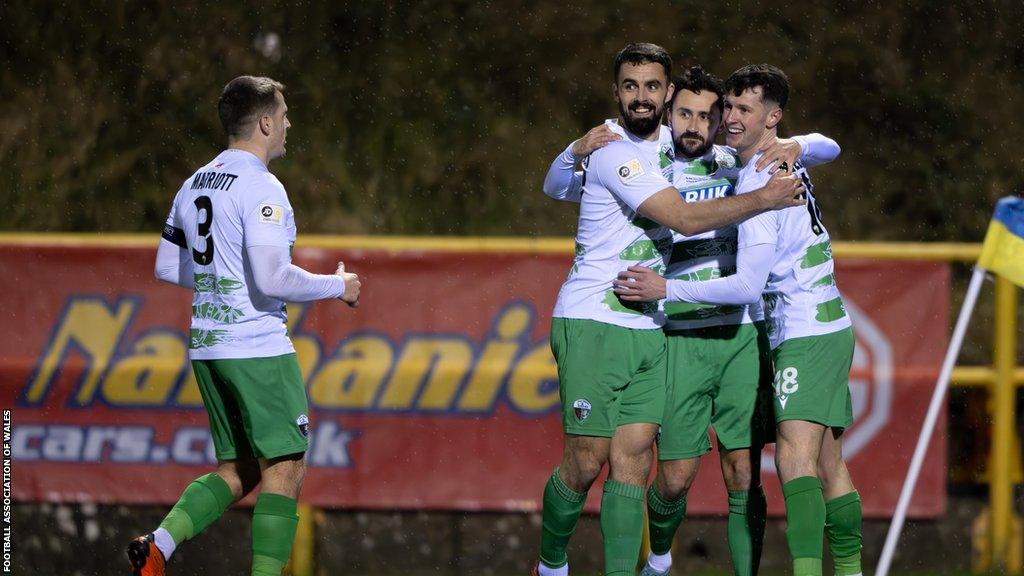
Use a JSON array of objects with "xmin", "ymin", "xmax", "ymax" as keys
[
  {"xmin": 296, "ymin": 414, "xmax": 310, "ymax": 437},
  {"xmin": 572, "ymin": 399, "xmax": 592, "ymax": 423}
]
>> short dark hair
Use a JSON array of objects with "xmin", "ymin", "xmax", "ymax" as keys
[
  {"xmin": 613, "ymin": 43, "xmax": 672, "ymax": 82},
  {"xmin": 724, "ymin": 64, "xmax": 789, "ymax": 109},
  {"xmin": 668, "ymin": 65, "xmax": 725, "ymax": 113},
  {"xmin": 217, "ymin": 76, "xmax": 285, "ymax": 139}
]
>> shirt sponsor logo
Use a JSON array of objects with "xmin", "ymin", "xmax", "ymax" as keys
[
  {"xmin": 682, "ymin": 184, "xmax": 733, "ymax": 203},
  {"xmin": 616, "ymin": 158, "xmax": 645, "ymax": 183},
  {"xmin": 259, "ymin": 204, "xmax": 284, "ymax": 225}
]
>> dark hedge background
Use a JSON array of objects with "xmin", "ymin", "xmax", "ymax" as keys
[{"xmin": 4, "ymin": 1, "xmax": 1023, "ymax": 239}]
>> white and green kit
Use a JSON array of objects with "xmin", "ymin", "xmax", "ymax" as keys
[
  {"xmin": 666, "ymin": 152, "xmax": 854, "ymax": 429},
  {"xmin": 659, "ymin": 144, "xmax": 770, "ymax": 458},
  {"xmin": 550, "ymin": 131, "xmax": 674, "ymax": 435},
  {"xmin": 659, "ymin": 137, "xmax": 839, "ymax": 457},
  {"xmin": 161, "ymin": 149, "xmax": 345, "ymax": 458}
]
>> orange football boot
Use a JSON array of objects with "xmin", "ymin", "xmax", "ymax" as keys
[{"xmin": 127, "ymin": 533, "xmax": 166, "ymax": 576}]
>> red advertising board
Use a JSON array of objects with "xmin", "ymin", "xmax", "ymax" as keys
[{"xmin": 0, "ymin": 237, "xmax": 948, "ymax": 517}]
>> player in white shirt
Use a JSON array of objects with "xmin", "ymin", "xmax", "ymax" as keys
[
  {"xmin": 533, "ymin": 44, "xmax": 807, "ymax": 576},
  {"xmin": 613, "ymin": 65, "xmax": 861, "ymax": 576},
  {"xmin": 127, "ymin": 76, "xmax": 360, "ymax": 576},
  {"xmin": 546, "ymin": 64, "xmax": 841, "ymax": 576}
]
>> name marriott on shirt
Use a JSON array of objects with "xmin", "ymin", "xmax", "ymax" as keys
[{"xmin": 190, "ymin": 171, "xmax": 239, "ymax": 191}]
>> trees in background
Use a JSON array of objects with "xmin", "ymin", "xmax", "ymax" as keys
[{"xmin": 2, "ymin": 1, "xmax": 1021, "ymax": 240}]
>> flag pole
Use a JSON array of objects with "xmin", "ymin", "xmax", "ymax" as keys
[{"xmin": 876, "ymin": 266, "xmax": 988, "ymax": 576}]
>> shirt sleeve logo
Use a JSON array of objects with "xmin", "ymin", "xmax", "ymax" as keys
[
  {"xmin": 258, "ymin": 203, "xmax": 284, "ymax": 225},
  {"xmin": 617, "ymin": 158, "xmax": 644, "ymax": 183}
]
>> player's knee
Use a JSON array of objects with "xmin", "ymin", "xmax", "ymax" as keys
[
  {"xmin": 816, "ymin": 455, "xmax": 844, "ymax": 486},
  {"xmin": 261, "ymin": 452, "xmax": 307, "ymax": 497},
  {"xmin": 722, "ymin": 460, "xmax": 753, "ymax": 492},
  {"xmin": 775, "ymin": 444, "xmax": 816, "ymax": 480},
  {"xmin": 285, "ymin": 456, "xmax": 307, "ymax": 485},
  {"xmin": 561, "ymin": 436, "xmax": 609, "ymax": 491},
  {"xmin": 608, "ymin": 447, "xmax": 652, "ymax": 486},
  {"xmin": 222, "ymin": 459, "xmax": 262, "ymax": 499},
  {"xmin": 561, "ymin": 452, "xmax": 605, "ymax": 491},
  {"xmin": 215, "ymin": 460, "xmax": 258, "ymax": 501},
  {"xmin": 657, "ymin": 460, "xmax": 698, "ymax": 500},
  {"xmin": 657, "ymin": 473, "xmax": 691, "ymax": 501}
]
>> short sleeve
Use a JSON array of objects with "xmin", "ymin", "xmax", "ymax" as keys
[
  {"xmin": 243, "ymin": 176, "xmax": 293, "ymax": 248},
  {"xmin": 592, "ymin": 142, "xmax": 671, "ymax": 212}
]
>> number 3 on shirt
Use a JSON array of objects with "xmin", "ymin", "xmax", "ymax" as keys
[{"xmin": 192, "ymin": 195, "xmax": 215, "ymax": 265}]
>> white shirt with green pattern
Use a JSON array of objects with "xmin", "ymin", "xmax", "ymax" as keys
[
  {"xmin": 662, "ymin": 145, "xmax": 757, "ymax": 330},
  {"xmin": 662, "ymin": 135, "xmax": 841, "ymax": 331},
  {"xmin": 733, "ymin": 156, "xmax": 852, "ymax": 348},
  {"xmin": 163, "ymin": 149, "xmax": 298, "ymax": 359},
  {"xmin": 552, "ymin": 135, "xmax": 674, "ymax": 330}
]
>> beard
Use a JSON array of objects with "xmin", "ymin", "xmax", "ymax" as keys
[
  {"xmin": 618, "ymin": 99, "xmax": 665, "ymax": 138},
  {"xmin": 673, "ymin": 131, "xmax": 714, "ymax": 158}
]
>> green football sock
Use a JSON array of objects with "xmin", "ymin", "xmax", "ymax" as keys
[
  {"xmin": 601, "ymin": 479, "xmax": 645, "ymax": 576},
  {"xmin": 825, "ymin": 491, "xmax": 863, "ymax": 576},
  {"xmin": 539, "ymin": 467, "xmax": 587, "ymax": 569},
  {"xmin": 251, "ymin": 492, "xmax": 299, "ymax": 576},
  {"xmin": 158, "ymin": 472, "xmax": 234, "ymax": 544},
  {"xmin": 646, "ymin": 485, "xmax": 686, "ymax": 556},
  {"xmin": 728, "ymin": 486, "xmax": 767, "ymax": 576},
  {"xmin": 782, "ymin": 476, "xmax": 825, "ymax": 576}
]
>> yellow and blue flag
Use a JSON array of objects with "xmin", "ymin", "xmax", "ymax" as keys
[{"xmin": 979, "ymin": 196, "xmax": 1024, "ymax": 287}]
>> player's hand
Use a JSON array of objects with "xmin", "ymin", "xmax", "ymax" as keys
[
  {"xmin": 612, "ymin": 266, "xmax": 666, "ymax": 302},
  {"xmin": 755, "ymin": 137, "xmax": 801, "ymax": 173},
  {"xmin": 336, "ymin": 261, "xmax": 360, "ymax": 308},
  {"xmin": 570, "ymin": 124, "xmax": 622, "ymax": 158},
  {"xmin": 756, "ymin": 171, "xmax": 806, "ymax": 211}
]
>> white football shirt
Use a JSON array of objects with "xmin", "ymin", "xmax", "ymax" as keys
[
  {"xmin": 163, "ymin": 149, "xmax": 298, "ymax": 360},
  {"xmin": 552, "ymin": 139, "xmax": 673, "ymax": 329},
  {"xmin": 663, "ymin": 145, "xmax": 763, "ymax": 331},
  {"xmin": 735, "ymin": 155, "xmax": 852, "ymax": 349}
]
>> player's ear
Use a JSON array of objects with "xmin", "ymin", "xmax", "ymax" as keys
[
  {"xmin": 260, "ymin": 116, "xmax": 272, "ymax": 136},
  {"xmin": 664, "ymin": 82, "xmax": 675, "ymax": 104},
  {"xmin": 766, "ymin": 106, "xmax": 783, "ymax": 130}
]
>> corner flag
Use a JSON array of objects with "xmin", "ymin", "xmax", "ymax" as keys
[
  {"xmin": 979, "ymin": 196, "xmax": 1024, "ymax": 287},
  {"xmin": 878, "ymin": 196, "xmax": 1024, "ymax": 576}
]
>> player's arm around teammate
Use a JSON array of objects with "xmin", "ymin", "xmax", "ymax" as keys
[
  {"xmin": 541, "ymin": 123, "xmax": 622, "ymax": 202},
  {"xmin": 619, "ymin": 65, "xmax": 862, "ymax": 576},
  {"xmin": 635, "ymin": 168, "xmax": 803, "ymax": 237},
  {"xmin": 542, "ymin": 123, "xmax": 827, "ymax": 207}
]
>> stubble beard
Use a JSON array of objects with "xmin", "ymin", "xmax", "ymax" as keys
[{"xmin": 674, "ymin": 134, "xmax": 713, "ymax": 159}]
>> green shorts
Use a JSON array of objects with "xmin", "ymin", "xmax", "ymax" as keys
[
  {"xmin": 550, "ymin": 317, "xmax": 667, "ymax": 437},
  {"xmin": 771, "ymin": 327, "xmax": 855, "ymax": 428},
  {"xmin": 658, "ymin": 322, "xmax": 775, "ymax": 460},
  {"xmin": 192, "ymin": 353, "xmax": 310, "ymax": 461}
]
